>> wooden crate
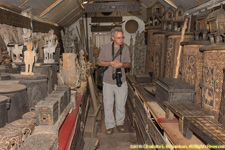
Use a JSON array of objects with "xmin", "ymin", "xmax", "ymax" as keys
[
  {"xmin": 47, "ymin": 91, "xmax": 66, "ymax": 115},
  {"xmin": 155, "ymin": 78, "xmax": 195, "ymax": 110},
  {"xmin": 56, "ymin": 86, "xmax": 71, "ymax": 104},
  {"xmin": 35, "ymin": 99, "xmax": 58, "ymax": 125}
]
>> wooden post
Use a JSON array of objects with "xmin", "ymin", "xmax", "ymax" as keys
[{"xmin": 174, "ymin": 17, "xmax": 188, "ymax": 78}]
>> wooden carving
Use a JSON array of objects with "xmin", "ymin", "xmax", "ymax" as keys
[
  {"xmin": 153, "ymin": 33, "xmax": 166, "ymax": 82},
  {"xmin": 133, "ymin": 32, "xmax": 146, "ymax": 75},
  {"xmin": 181, "ymin": 44, "xmax": 204, "ymax": 106},
  {"xmin": 200, "ymin": 49, "xmax": 225, "ymax": 120},
  {"xmin": 21, "ymin": 43, "xmax": 34, "ymax": 75}
]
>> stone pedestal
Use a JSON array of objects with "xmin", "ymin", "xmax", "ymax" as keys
[
  {"xmin": 22, "ymin": 65, "xmax": 53, "ymax": 94},
  {"xmin": 0, "ymin": 95, "xmax": 10, "ymax": 127},
  {"xmin": 10, "ymin": 73, "xmax": 48, "ymax": 109},
  {"xmin": 0, "ymin": 83, "xmax": 29, "ymax": 123},
  {"xmin": 181, "ymin": 41, "xmax": 209, "ymax": 106},
  {"xmin": 165, "ymin": 33, "xmax": 194, "ymax": 78},
  {"xmin": 199, "ymin": 44, "xmax": 225, "ymax": 120}
]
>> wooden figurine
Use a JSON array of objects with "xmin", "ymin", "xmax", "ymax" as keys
[{"xmin": 21, "ymin": 43, "xmax": 34, "ymax": 75}]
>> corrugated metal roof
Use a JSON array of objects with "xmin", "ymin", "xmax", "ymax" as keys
[{"xmin": 0, "ymin": 0, "xmax": 223, "ymax": 27}]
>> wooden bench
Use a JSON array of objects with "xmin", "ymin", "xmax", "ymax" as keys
[
  {"xmin": 183, "ymin": 117, "xmax": 225, "ymax": 147},
  {"xmin": 164, "ymin": 101, "xmax": 225, "ymax": 146},
  {"xmin": 164, "ymin": 101, "xmax": 214, "ymax": 134}
]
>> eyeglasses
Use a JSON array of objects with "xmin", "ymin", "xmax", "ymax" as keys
[{"xmin": 114, "ymin": 36, "xmax": 125, "ymax": 40}]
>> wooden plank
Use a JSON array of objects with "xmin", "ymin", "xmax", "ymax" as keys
[
  {"xmin": 144, "ymin": 85, "xmax": 156, "ymax": 96},
  {"xmin": 184, "ymin": 117, "xmax": 225, "ymax": 145},
  {"xmin": 91, "ymin": 17, "xmax": 122, "ymax": 23},
  {"xmin": 91, "ymin": 25, "xmax": 121, "ymax": 32},
  {"xmin": 164, "ymin": 101, "xmax": 214, "ymax": 119},
  {"xmin": 135, "ymin": 95, "xmax": 148, "ymax": 126},
  {"xmin": 160, "ymin": 120, "xmax": 210, "ymax": 150},
  {"xmin": 146, "ymin": 119, "xmax": 168, "ymax": 149},
  {"xmin": 134, "ymin": 84, "xmax": 155, "ymax": 102},
  {"xmin": 85, "ymin": 2, "xmax": 140, "ymax": 13},
  {"xmin": 127, "ymin": 75, "xmax": 136, "ymax": 85},
  {"xmin": 164, "ymin": 101, "xmax": 215, "ymax": 133},
  {"xmin": 146, "ymin": 101, "xmax": 165, "ymax": 120}
]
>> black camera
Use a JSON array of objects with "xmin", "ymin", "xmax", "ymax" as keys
[{"xmin": 112, "ymin": 68, "xmax": 122, "ymax": 87}]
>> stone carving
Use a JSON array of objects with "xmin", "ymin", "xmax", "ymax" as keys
[
  {"xmin": 21, "ymin": 43, "xmax": 34, "ymax": 75},
  {"xmin": 133, "ymin": 31, "xmax": 146, "ymax": 75},
  {"xmin": 43, "ymin": 29, "xmax": 58, "ymax": 63}
]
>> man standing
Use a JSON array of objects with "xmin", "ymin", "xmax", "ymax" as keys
[{"xmin": 98, "ymin": 27, "xmax": 131, "ymax": 135}]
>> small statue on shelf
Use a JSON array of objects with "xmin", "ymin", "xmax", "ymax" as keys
[
  {"xmin": 21, "ymin": 43, "xmax": 34, "ymax": 75},
  {"xmin": 12, "ymin": 44, "xmax": 23, "ymax": 62},
  {"xmin": 43, "ymin": 29, "xmax": 58, "ymax": 63}
]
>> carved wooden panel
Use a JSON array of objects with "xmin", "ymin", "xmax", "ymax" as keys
[
  {"xmin": 153, "ymin": 33, "xmax": 166, "ymax": 83},
  {"xmin": 0, "ymin": 8, "xmax": 31, "ymax": 29},
  {"xmin": 85, "ymin": 2, "xmax": 140, "ymax": 13},
  {"xmin": 145, "ymin": 27, "xmax": 161, "ymax": 74},
  {"xmin": 219, "ymin": 68, "xmax": 225, "ymax": 124},
  {"xmin": 201, "ymin": 49, "xmax": 225, "ymax": 120},
  {"xmin": 165, "ymin": 34, "xmax": 193, "ymax": 78},
  {"xmin": 181, "ymin": 44, "xmax": 204, "ymax": 106},
  {"xmin": 133, "ymin": 32, "xmax": 146, "ymax": 75},
  {"xmin": 32, "ymin": 20, "xmax": 60, "ymax": 35},
  {"xmin": 91, "ymin": 17, "xmax": 122, "ymax": 23}
]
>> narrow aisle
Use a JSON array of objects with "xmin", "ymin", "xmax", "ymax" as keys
[{"xmin": 97, "ymin": 109, "xmax": 137, "ymax": 150}]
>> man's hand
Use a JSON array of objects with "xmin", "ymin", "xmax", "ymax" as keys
[{"xmin": 111, "ymin": 60, "xmax": 123, "ymax": 68}]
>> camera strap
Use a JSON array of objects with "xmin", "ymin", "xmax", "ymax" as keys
[{"xmin": 112, "ymin": 42, "xmax": 123, "ymax": 61}]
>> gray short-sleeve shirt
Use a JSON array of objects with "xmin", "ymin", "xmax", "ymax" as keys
[{"xmin": 98, "ymin": 42, "xmax": 131, "ymax": 84}]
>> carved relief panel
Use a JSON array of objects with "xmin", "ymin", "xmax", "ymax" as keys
[
  {"xmin": 133, "ymin": 32, "xmax": 146, "ymax": 75},
  {"xmin": 200, "ymin": 48, "xmax": 225, "ymax": 120},
  {"xmin": 145, "ymin": 27, "xmax": 161, "ymax": 74},
  {"xmin": 153, "ymin": 33, "xmax": 166, "ymax": 83},
  {"xmin": 181, "ymin": 44, "xmax": 204, "ymax": 106},
  {"xmin": 165, "ymin": 34, "xmax": 193, "ymax": 78}
]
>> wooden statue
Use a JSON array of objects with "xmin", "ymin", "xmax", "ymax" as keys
[{"xmin": 21, "ymin": 43, "xmax": 34, "ymax": 75}]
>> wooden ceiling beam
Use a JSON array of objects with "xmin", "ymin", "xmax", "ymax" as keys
[{"xmin": 85, "ymin": 1, "xmax": 140, "ymax": 12}]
